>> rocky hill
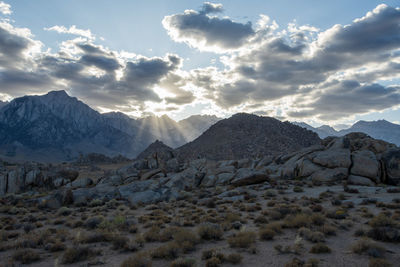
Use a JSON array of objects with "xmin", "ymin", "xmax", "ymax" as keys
[{"xmin": 176, "ymin": 113, "xmax": 321, "ymax": 161}]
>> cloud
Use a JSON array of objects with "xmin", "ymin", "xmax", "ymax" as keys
[
  {"xmin": 162, "ymin": 3, "xmax": 254, "ymax": 52},
  {"xmin": 297, "ymin": 81, "xmax": 400, "ymax": 120},
  {"xmin": 316, "ymin": 5, "xmax": 400, "ymax": 54},
  {"xmin": 44, "ymin": 25, "xmax": 94, "ymax": 40},
  {"xmin": 1, "ymin": 2, "xmax": 400, "ymax": 123},
  {"xmin": 0, "ymin": 19, "xmax": 191, "ymax": 113},
  {"xmin": 183, "ymin": 4, "xmax": 400, "ymax": 122},
  {"xmin": 0, "ymin": 21, "xmax": 42, "ymax": 68},
  {"xmin": 0, "ymin": 1, "xmax": 11, "ymax": 15},
  {"xmin": 200, "ymin": 2, "xmax": 223, "ymax": 14}
]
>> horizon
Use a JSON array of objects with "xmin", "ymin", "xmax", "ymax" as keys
[
  {"xmin": 2, "ymin": 89, "xmax": 399, "ymax": 131},
  {"xmin": 1, "ymin": 1, "xmax": 400, "ymax": 127}
]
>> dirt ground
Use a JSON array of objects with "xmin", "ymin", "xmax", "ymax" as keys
[{"xmin": 0, "ymin": 182, "xmax": 399, "ymax": 267}]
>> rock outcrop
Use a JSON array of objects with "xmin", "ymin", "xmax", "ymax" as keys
[
  {"xmin": 266, "ymin": 132, "xmax": 398, "ymax": 186},
  {"xmin": 1, "ymin": 132, "xmax": 399, "ymax": 208}
]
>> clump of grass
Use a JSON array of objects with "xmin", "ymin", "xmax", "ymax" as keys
[
  {"xmin": 293, "ymin": 186, "xmax": 304, "ymax": 193},
  {"xmin": 62, "ymin": 246, "xmax": 95, "ymax": 263},
  {"xmin": 259, "ymin": 228, "xmax": 275, "ymax": 240},
  {"xmin": 298, "ymin": 227, "xmax": 325, "ymax": 243},
  {"xmin": 57, "ymin": 207, "xmax": 73, "ymax": 216},
  {"xmin": 120, "ymin": 252, "xmax": 152, "ymax": 267},
  {"xmin": 285, "ymin": 213, "xmax": 311, "ymax": 228},
  {"xmin": 226, "ymin": 253, "xmax": 242, "ymax": 264},
  {"xmin": 284, "ymin": 257, "xmax": 304, "ymax": 267},
  {"xmin": 310, "ymin": 213, "xmax": 325, "ymax": 226},
  {"xmin": 198, "ymin": 223, "xmax": 223, "ymax": 240},
  {"xmin": 368, "ymin": 258, "xmax": 391, "ymax": 267},
  {"xmin": 111, "ymin": 234, "xmax": 129, "ymax": 250},
  {"xmin": 143, "ymin": 226, "xmax": 161, "ymax": 242},
  {"xmin": 351, "ymin": 239, "xmax": 385, "ymax": 258},
  {"xmin": 170, "ymin": 257, "xmax": 196, "ymax": 267},
  {"xmin": 369, "ymin": 214, "xmax": 395, "ymax": 228},
  {"xmin": 205, "ymin": 257, "xmax": 221, "ymax": 267},
  {"xmin": 173, "ymin": 229, "xmax": 198, "ymax": 253},
  {"xmin": 12, "ymin": 249, "xmax": 40, "ymax": 264},
  {"xmin": 228, "ymin": 231, "xmax": 256, "ymax": 248},
  {"xmin": 85, "ymin": 216, "xmax": 104, "ymax": 229},
  {"xmin": 151, "ymin": 242, "xmax": 180, "ymax": 260},
  {"xmin": 310, "ymin": 243, "xmax": 331, "ymax": 254}
]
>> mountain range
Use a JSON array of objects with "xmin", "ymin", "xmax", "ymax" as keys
[
  {"xmin": 0, "ymin": 90, "xmax": 398, "ymax": 162},
  {"xmin": 0, "ymin": 91, "xmax": 219, "ymax": 162},
  {"xmin": 293, "ymin": 120, "xmax": 400, "ymax": 146}
]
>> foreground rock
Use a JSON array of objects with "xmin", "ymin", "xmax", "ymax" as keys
[{"xmin": 1, "ymin": 132, "xmax": 399, "ymax": 208}]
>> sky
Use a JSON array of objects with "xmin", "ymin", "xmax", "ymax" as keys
[{"xmin": 0, "ymin": 1, "xmax": 400, "ymax": 127}]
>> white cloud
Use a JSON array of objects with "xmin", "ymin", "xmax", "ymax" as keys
[
  {"xmin": 0, "ymin": 1, "xmax": 11, "ymax": 15},
  {"xmin": 44, "ymin": 25, "xmax": 95, "ymax": 40}
]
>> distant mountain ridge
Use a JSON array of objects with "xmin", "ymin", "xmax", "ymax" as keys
[
  {"xmin": 293, "ymin": 120, "xmax": 400, "ymax": 145},
  {"xmin": 0, "ymin": 91, "xmax": 220, "ymax": 162}
]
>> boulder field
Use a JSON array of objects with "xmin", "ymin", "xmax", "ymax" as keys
[{"xmin": 0, "ymin": 133, "xmax": 399, "ymax": 208}]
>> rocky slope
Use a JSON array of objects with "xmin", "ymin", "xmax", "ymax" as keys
[
  {"xmin": 1, "ymin": 132, "xmax": 399, "ymax": 205},
  {"xmin": 176, "ymin": 113, "xmax": 321, "ymax": 161},
  {"xmin": 0, "ymin": 91, "xmax": 146, "ymax": 160},
  {"xmin": 0, "ymin": 91, "xmax": 220, "ymax": 161}
]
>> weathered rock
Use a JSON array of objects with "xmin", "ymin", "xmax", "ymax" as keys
[
  {"xmin": 255, "ymin": 156, "xmax": 273, "ymax": 170},
  {"xmin": 25, "ymin": 169, "xmax": 40, "ymax": 186},
  {"xmin": 237, "ymin": 159, "xmax": 251, "ymax": 168},
  {"xmin": 215, "ymin": 166, "xmax": 235, "ymax": 175},
  {"xmin": 148, "ymin": 158, "xmax": 158, "ymax": 169},
  {"xmin": 350, "ymin": 150, "xmax": 380, "ymax": 182},
  {"xmin": 7, "ymin": 170, "xmax": 21, "ymax": 194},
  {"xmin": 215, "ymin": 172, "xmax": 235, "ymax": 185},
  {"xmin": 53, "ymin": 178, "xmax": 65, "ymax": 187},
  {"xmin": 217, "ymin": 160, "xmax": 238, "ymax": 168},
  {"xmin": 311, "ymin": 149, "xmax": 351, "ymax": 169},
  {"xmin": 166, "ymin": 158, "xmax": 180, "ymax": 173},
  {"xmin": 124, "ymin": 190, "xmax": 163, "ymax": 204},
  {"xmin": 382, "ymin": 148, "xmax": 400, "ymax": 185},
  {"xmin": 140, "ymin": 168, "xmax": 163, "ymax": 180},
  {"xmin": 71, "ymin": 177, "xmax": 93, "ymax": 188},
  {"xmin": 165, "ymin": 167, "xmax": 205, "ymax": 190},
  {"xmin": 200, "ymin": 175, "xmax": 216, "ymax": 187},
  {"xmin": 348, "ymin": 175, "xmax": 375, "ymax": 186},
  {"xmin": 296, "ymin": 158, "xmax": 323, "ymax": 178},
  {"xmin": 118, "ymin": 180, "xmax": 153, "ymax": 197},
  {"xmin": 311, "ymin": 167, "xmax": 348, "ymax": 183},
  {"xmin": 0, "ymin": 174, "xmax": 6, "ymax": 196},
  {"xmin": 230, "ymin": 168, "xmax": 268, "ymax": 186}
]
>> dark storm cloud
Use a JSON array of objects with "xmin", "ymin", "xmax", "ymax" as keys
[
  {"xmin": 0, "ymin": 69, "xmax": 56, "ymax": 95},
  {"xmin": 79, "ymin": 54, "xmax": 120, "ymax": 71},
  {"xmin": 163, "ymin": 3, "xmax": 254, "ymax": 51},
  {"xmin": 0, "ymin": 23, "xmax": 38, "ymax": 68}
]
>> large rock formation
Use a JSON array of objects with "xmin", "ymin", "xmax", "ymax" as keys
[
  {"xmin": 176, "ymin": 113, "xmax": 321, "ymax": 161},
  {"xmin": 1, "ymin": 132, "xmax": 399, "ymax": 208},
  {"xmin": 264, "ymin": 132, "xmax": 399, "ymax": 186}
]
